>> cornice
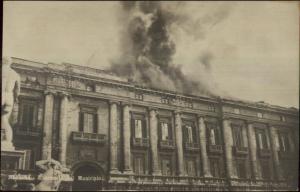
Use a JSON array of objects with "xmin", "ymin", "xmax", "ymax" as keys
[{"xmin": 11, "ymin": 57, "xmax": 299, "ymax": 117}]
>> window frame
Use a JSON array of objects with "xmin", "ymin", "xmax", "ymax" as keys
[
  {"xmin": 79, "ymin": 105, "xmax": 98, "ymax": 133},
  {"xmin": 255, "ymin": 128, "xmax": 269, "ymax": 150},
  {"xmin": 182, "ymin": 120, "xmax": 197, "ymax": 144},
  {"xmin": 231, "ymin": 124, "xmax": 244, "ymax": 148},
  {"xmin": 18, "ymin": 98, "xmax": 39, "ymax": 131},
  {"xmin": 206, "ymin": 122, "xmax": 221, "ymax": 145},
  {"xmin": 161, "ymin": 155, "xmax": 172, "ymax": 176},
  {"xmin": 131, "ymin": 113, "xmax": 147, "ymax": 139}
]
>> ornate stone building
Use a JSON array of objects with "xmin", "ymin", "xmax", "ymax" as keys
[{"xmin": 6, "ymin": 57, "xmax": 299, "ymax": 191}]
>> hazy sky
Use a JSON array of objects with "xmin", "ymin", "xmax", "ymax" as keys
[{"xmin": 3, "ymin": 1, "xmax": 299, "ymax": 108}]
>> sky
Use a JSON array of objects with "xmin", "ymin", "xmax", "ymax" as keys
[{"xmin": 3, "ymin": 1, "xmax": 299, "ymax": 108}]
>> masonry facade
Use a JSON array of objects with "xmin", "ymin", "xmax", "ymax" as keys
[{"xmin": 9, "ymin": 58, "xmax": 299, "ymax": 191}]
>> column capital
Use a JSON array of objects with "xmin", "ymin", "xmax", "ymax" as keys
[
  {"xmin": 246, "ymin": 120, "xmax": 256, "ymax": 125},
  {"xmin": 197, "ymin": 114, "xmax": 205, "ymax": 119},
  {"xmin": 44, "ymin": 90, "xmax": 56, "ymax": 96},
  {"xmin": 57, "ymin": 91, "xmax": 71, "ymax": 99},
  {"xmin": 174, "ymin": 110, "xmax": 182, "ymax": 116},
  {"xmin": 109, "ymin": 100, "xmax": 120, "ymax": 105},
  {"xmin": 121, "ymin": 101, "xmax": 132, "ymax": 107},
  {"xmin": 148, "ymin": 106, "xmax": 158, "ymax": 112}
]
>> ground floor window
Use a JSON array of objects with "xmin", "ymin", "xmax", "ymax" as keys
[
  {"xmin": 161, "ymin": 156, "xmax": 172, "ymax": 176},
  {"xmin": 133, "ymin": 155, "xmax": 145, "ymax": 175}
]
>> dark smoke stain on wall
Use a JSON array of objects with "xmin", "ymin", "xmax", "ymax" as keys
[{"xmin": 109, "ymin": 1, "xmax": 216, "ymax": 97}]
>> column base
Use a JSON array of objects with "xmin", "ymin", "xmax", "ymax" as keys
[
  {"xmin": 110, "ymin": 169, "xmax": 121, "ymax": 175},
  {"xmin": 123, "ymin": 169, "xmax": 134, "ymax": 175},
  {"xmin": 152, "ymin": 171, "xmax": 162, "ymax": 176},
  {"xmin": 203, "ymin": 173, "xmax": 213, "ymax": 178}
]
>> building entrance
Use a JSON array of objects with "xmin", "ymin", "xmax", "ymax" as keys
[{"xmin": 72, "ymin": 164, "xmax": 104, "ymax": 191}]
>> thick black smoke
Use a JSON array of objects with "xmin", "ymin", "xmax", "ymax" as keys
[{"xmin": 109, "ymin": 1, "xmax": 217, "ymax": 96}]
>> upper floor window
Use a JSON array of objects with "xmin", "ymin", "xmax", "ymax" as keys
[
  {"xmin": 161, "ymin": 97, "xmax": 170, "ymax": 104},
  {"xmin": 278, "ymin": 132, "xmax": 290, "ymax": 152},
  {"xmin": 280, "ymin": 115, "xmax": 286, "ymax": 122},
  {"xmin": 135, "ymin": 93, "xmax": 143, "ymax": 100},
  {"xmin": 233, "ymin": 108, "xmax": 240, "ymax": 114},
  {"xmin": 206, "ymin": 123, "xmax": 221, "ymax": 145},
  {"xmin": 232, "ymin": 124, "xmax": 244, "ymax": 147},
  {"xmin": 18, "ymin": 99, "xmax": 38, "ymax": 131},
  {"xmin": 208, "ymin": 105, "xmax": 216, "ymax": 112},
  {"xmin": 79, "ymin": 106, "xmax": 98, "ymax": 133},
  {"xmin": 86, "ymin": 84, "xmax": 95, "ymax": 92},
  {"xmin": 183, "ymin": 121, "xmax": 197, "ymax": 144},
  {"xmin": 131, "ymin": 114, "xmax": 147, "ymax": 139},
  {"xmin": 257, "ymin": 112, "xmax": 263, "ymax": 118},
  {"xmin": 161, "ymin": 157, "xmax": 172, "ymax": 176},
  {"xmin": 159, "ymin": 120, "xmax": 172, "ymax": 141},
  {"xmin": 255, "ymin": 129, "xmax": 269, "ymax": 150},
  {"xmin": 186, "ymin": 159, "xmax": 197, "ymax": 176}
]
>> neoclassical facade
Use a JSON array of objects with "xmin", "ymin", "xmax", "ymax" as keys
[{"xmin": 6, "ymin": 57, "xmax": 299, "ymax": 191}]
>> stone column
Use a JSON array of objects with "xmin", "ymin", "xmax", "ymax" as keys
[
  {"xmin": 59, "ymin": 93, "xmax": 69, "ymax": 166},
  {"xmin": 175, "ymin": 111, "xmax": 186, "ymax": 176},
  {"xmin": 198, "ymin": 115, "xmax": 212, "ymax": 177},
  {"xmin": 122, "ymin": 103, "xmax": 133, "ymax": 174},
  {"xmin": 222, "ymin": 118, "xmax": 236, "ymax": 179},
  {"xmin": 247, "ymin": 122, "xmax": 259, "ymax": 179},
  {"xmin": 269, "ymin": 125, "xmax": 283, "ymax": 180},
  {"xmin": 149, "ymin": 108, "xmax": 161, "ymax": 175},
  {"xmin": 109, "ymin": 101, "xmax": 120, "ymax": 174},
  {"xmin": 42, "ymin": 91, "xmax": 54, "ymax": 160}
]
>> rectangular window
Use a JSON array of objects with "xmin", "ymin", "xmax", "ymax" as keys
[
  {"xmin": 256, "ymin": 129, "xmax": 268, "ymax": 150},
  {"xmin": 261, "ymin": 160, "xmax": 271, "ymax": 180},
  {"xmin": 135, "ymin": 119, "xmax": 143, "ymax": 139},
  {"xmin": 278, "ymin": 132, "xmax": 290, "ymax": 152},
  {"xmin": 210, "ymin": 158, "xmax": 221, "ymax": 178},
  {"xmin": 161, "ymin": 158, "xmax": 172, "ymax": 176},
  {"xmin": 207, "ymin": 123, "xmax": 220, "ymax": 145},
  {"xmin": 232, "ymin": 125, "xmax": 244, "ymax": 147},
  {"xmin": 186, "ymin": 159, "xmax": 197, "ymax": 176},
  {"xmin": 183, "ymin": 121, "xmax": 197, "ymax": 144},
  {"xmin": 236, "ymin": 159, "xmax": 247, "ymax": 179},
  {"xmin": 131, "ymin": 114, "xmax": 147, "ymax": 139},
  {"xmin": 133, "ymin": 156, "xmax": 145, "ymax": 175},
  {"xmin": 19, "ymin": 99, "xmax": 38, "ymax": 131},
  {"xmin": 79, "ymin": 106, "xmax": 98, "ymax": 133},
  {"xmin": 161, "ymin": 122, "xmax": 169, "ymax": 140}
]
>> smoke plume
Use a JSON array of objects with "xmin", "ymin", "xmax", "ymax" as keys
[{"xmin": 109, "ymin": 1, "xmax": 234, "ymax": 97}]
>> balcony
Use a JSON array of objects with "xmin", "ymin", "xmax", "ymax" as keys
[
  {"xmin": 184, "ymin": 142, "xmax": 200, "ymax": 152},
  {"xmin": 258, "ymin": 148, "xmax": 271, "ymax": 158},
  {"xmin": 278, "ymin": 151, "xmax": 294, "ymax": 160},
  {"xmin": 72, "ymin": 131, "xmax": 106, "ymax": 144},
  {"xmin": 13, "ymin": 125, "xmax": 42, "ymax": 137},
  {"xmin": 131, "ymin": 137, "xmax": 149, "ymax": 148},
  {"xmin": 233, "ymin": 146, "xmax": 248, "ymax": 156},
  {"xmin": 207, "ymin": 144, "xmax": 223, "ymax": 154},
  {"xmin": 159, "ymin": 140, "xmax": 175, "ymax": 150}
]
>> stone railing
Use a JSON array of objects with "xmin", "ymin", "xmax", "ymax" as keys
[
  {"xmin": 72, "ymin": 131, "xmax": 106, "ymax": 144},
  {"xmin": 229, "ymin": 178, "xmax": 292, "ymax": 190},
  {"xmin": 207, "ymin": 144, "xmax": 223, "ymax": 154},
  {"xmin": 258, "ymin": 148, "xmax": 272, "ymax": 158},
  {"xmin": 184, "ymin": 142, "xmax": 200, "ymax": 151},
  {"xmin": 131, "ymin": 137, "xmax": 149, "ymax": 148},
  {"xmin": 232, "ymin": 146, "xmax": 248, "ymax": 156},
  {"xmin": 159, "ymin": 140, "xmax": 175, "ymax": 150},
  {"xmin": 13, "ymin": 126, "xmax": 42, "ymax": 137},
  {"xmin": 132, "ymin": 174, "xmax": 227, "ymax": 186}
]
